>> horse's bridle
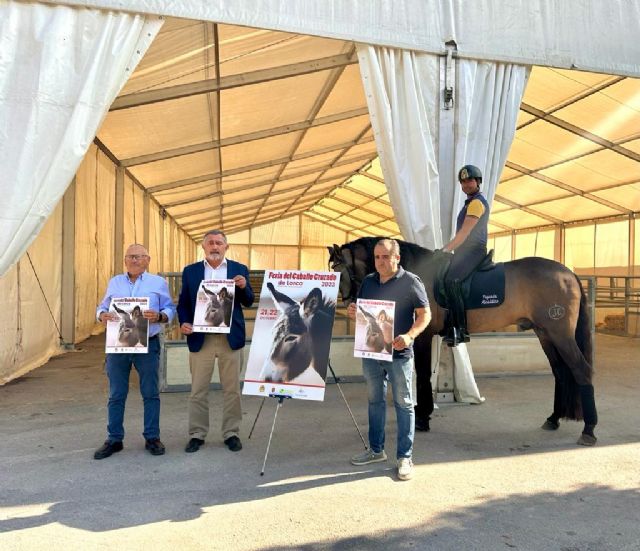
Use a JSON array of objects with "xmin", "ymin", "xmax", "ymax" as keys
[{"xmin": 329, "ymin": 248, "xmax": 359, "ymax": 304}]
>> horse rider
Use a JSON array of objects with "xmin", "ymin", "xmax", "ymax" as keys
[{"xmin": 442, "ymin": 164, "xmax": 491, "ymax": 347}]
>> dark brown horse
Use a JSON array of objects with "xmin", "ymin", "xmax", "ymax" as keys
[{"xmin": 328, "ymin": 237, "xmax": 597, "ymax": 446}]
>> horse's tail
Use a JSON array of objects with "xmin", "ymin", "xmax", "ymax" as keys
[
  {"xmin": 550, "ymin": 274, "xmax": 593, "ymax": 421},
  {"xmin": 574, "ymin": 275, "xmax": 593, "ymax": 369}
]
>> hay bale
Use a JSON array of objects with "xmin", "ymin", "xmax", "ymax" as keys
[{"xmin": 604, "ymin": 314, "xmax": 625, "ymax": 331}]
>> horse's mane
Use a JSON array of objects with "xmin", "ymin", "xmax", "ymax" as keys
[{"xmin": 343, "ymin": 236, "xmax": 435, "ymax": 274}]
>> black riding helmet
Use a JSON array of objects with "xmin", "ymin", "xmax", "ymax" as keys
[{"xmin": 458, "ymin": 164, "xmax": 483, "ymax": 184}]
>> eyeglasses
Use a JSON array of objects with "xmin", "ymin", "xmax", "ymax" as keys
[{"xmin": 125, "ymin": 254, "xmax": 149, "ymax": 261}]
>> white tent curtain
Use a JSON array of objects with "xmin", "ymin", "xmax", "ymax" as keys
[
  {"xmin": 446, "ymin": 60, "xmax": 530, "ymax": 241},
  {"xmin": 356, "ymin": 44, "xmax": 442, "ymax": 248},
  {"xmin": 0, "ymin": 0, "xmax": 163, "ymax": 277},
  {"xmin": 358, "ymin": 45, "xmax": 530, "ymax": 246},
  {"xmin": 357, "ymin": 44, "xmax": 529, "ymax": 404}
]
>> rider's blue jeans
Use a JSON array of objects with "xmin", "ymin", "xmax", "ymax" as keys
[
  {"xmin": 105, "ymin": 336, "xmax": 161, "ymax": 442},
  {"xmin": 362, "ymin": 357, "xmax": 415, "ymax": 459}
]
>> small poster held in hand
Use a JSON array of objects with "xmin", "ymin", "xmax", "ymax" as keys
[
  {"xmin": 106, "ymin": 297, "xmax": 150, "ymax": 353},
  {"xmin": 354, "ymin": 298, "xmax": 395, "ymax": 362},
  {"xmin": 193, "ymin": 279, "xmax": 235, "ymax": 333}
]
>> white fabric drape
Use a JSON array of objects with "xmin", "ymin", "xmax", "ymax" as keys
[
  {"xmin": 444, "ymin": 60, "xmax": 530, "ymax": 242},
  {"xmin": 358, "ymin": 45, "xmax": 529, "ymax": 404},
  {"xmin": 358, "ymin": 46, "xmax": 529, "ymax": 250},
  {"xmin": 0, "ymin": 0, "xmax": 163, "ymax": 276},
  {"xmin": 357, "ymin": 44, "xmax": 442, "ymax": 248}
]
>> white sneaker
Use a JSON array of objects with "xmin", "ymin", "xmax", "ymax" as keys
[
  {"xmin": 397, "ymin": 457, "xmax": 413, "ymax": 480},
  {"xmin": 350, "ymin": 448, "xmax": 387, "ymax": 465}
]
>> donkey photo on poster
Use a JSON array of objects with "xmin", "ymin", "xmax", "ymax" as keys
[{"xmin": 243, "ymin": 270, "xmax": 340, "ymax": 401}]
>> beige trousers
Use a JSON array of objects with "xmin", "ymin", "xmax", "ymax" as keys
[{"xmin": 188, "ymin": 334, "xmax": 242, "ymax": 441}]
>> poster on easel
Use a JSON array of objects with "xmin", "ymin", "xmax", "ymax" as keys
[
  {"xmin": 105, "ymin": 297, "xmax": 150, "ymax": 354},
  {"xmin": 354, "ymin": 298, "xmax": 395, "ymax": 362},
  {"xmin": 192, "ymin": 279, "xmax": 235, "ymax": 333},
  {"xmin": 243, "ymin": 270, "xmax": 340, "ymax": 401}
]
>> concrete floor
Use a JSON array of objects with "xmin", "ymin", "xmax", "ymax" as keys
[{"xmin": 0, "ymin": 334, "xmax": 638, "ymax": 550}]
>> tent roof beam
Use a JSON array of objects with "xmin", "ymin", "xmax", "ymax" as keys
[
  {"xmin": 110, "ymin": 52, "xmax": 358, "ymax": 111},
  {"xmin": 148, "ymin": 136, "xmax": 374, "ymax": 194},
  {"xmin": 121, "ymin": 107, "xmax": 369, "ymax": 167}
]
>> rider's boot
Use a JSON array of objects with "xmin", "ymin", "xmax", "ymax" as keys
[
  {"xmin": 443, "ymin": 279, "xmax": 466, "ymax": 347},
  {"xmin": 452, "ymin": 279, "xmax": 470, "ymax": 343},
  {"xmin": 442, "ymin": 308, "xmax": 460, "ymax": 347},
  {"xmin": 443, "ymin": 326, "xmax": 460, "ymax": 347}
]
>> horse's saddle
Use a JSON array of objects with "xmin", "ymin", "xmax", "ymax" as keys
[{"xmin": 433, "ymin": 250, "xmax": 506, "ymax": 310}]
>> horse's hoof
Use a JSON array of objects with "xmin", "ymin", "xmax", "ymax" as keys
[
  {"xmin": 415, "ymin": 417, "xmax": 430, "ymax": 432},
  {"xmin": 577, "ymin": 433, "xmax": 597, "ymax": 446},
  {"xmin": 541, "ymin": 419, "xmax": 559, "ymax": 431}
]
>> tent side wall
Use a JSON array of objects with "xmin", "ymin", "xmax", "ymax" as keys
[
  {"xmin": 73, "ymin": 144, "xmax": 198, "ymax": 341},
  {"xmin": 74, "ymin": 146, "xmax": 116, "ymax": 342},
  {"xmin": 0, "ymin": 145, "xmax": 198, "ymax": 384},
  {"xmin": 0, "ymin": 206, "xmax": 63, "ymax": 384},
  {"xmin": 224, "ymin": 215, "xmax": 360, "ymax": 271}
]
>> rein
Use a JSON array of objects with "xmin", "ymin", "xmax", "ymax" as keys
[{"xmin": 329, "ymin": 251, "xmax": 359, "ymax": 304}]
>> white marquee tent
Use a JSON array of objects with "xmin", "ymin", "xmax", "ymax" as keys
[{"xmin": 1, "ymin": 0, "xmax": 640, "ymax": 383}]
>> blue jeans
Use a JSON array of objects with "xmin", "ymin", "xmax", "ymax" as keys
[
  {"xmin": 105, "ymin": 336, "xmax": 161, "ymax": 442},
  {"xmin": 362, "ymin": 357, "xmax": 415, "ymax": 459}
]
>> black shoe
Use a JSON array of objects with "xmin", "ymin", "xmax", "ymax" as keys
[
  {"xmin": 415, "ymin": 416, "xmax": 431, "ymax": 432},
  {"xmin": 224, "ymin": 435, "xmax": 242, "ymax": 452},
  {"xmin": 185, "ymin": 438, "xmax": 204, "ymax": 453},
  {"xmin": 145, "ymin": 438, "xmax": 166, "ymax": 456},
  {"xmin": 94, "ymin": 440, "xmax": 123, "ymax": 460}
]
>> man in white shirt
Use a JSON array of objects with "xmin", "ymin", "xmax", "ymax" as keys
[{"xmin": 177, "ymin": 230, "xmax": 254, "ymax": 453}]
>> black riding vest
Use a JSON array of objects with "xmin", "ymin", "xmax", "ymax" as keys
[{"xmin": 455, "ymin": 191, "xmax": 490, "ymax": 254}]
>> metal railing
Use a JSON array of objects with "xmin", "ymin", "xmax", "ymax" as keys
[{"xmin": 588, "ymin": 275, "xmax": 640, "ymax": 336}]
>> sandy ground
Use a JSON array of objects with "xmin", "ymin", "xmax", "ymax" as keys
[{"xmin": 0, "ymin": 333, "xmax": 638, "ymax": 550}]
